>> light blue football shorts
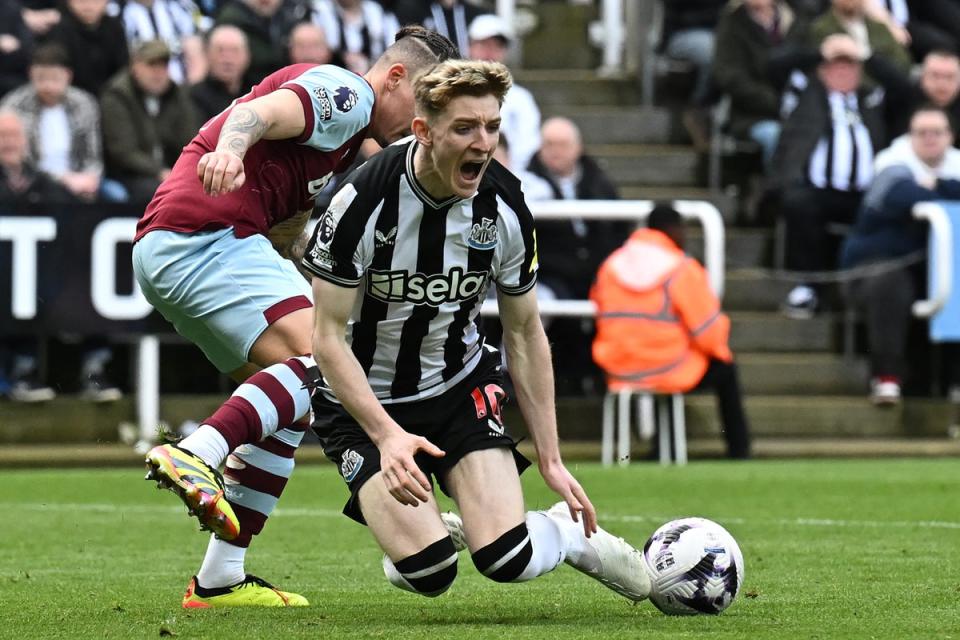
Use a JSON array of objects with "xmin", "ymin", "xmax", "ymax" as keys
[{"xmin": 133, "ymin": 228, "xmax": 313, "ymax": 373}]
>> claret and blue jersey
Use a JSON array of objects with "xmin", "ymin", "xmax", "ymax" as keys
[{"xmin": 136, "ymin": 64, "xmax": 376, "ymax": 243}]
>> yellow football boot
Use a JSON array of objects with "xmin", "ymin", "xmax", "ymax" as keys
[
  {"xmin": 144, "ymin": 444, "xmax": 240, "ymax": 541},
  {"xmin": 182, "ymin": 575, "xmax": 309, "ymax": 608}
]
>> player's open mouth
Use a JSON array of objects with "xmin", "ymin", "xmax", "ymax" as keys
[{"xmin": 460, "ymin": 161, "xmax": 484, "ymax": 181}]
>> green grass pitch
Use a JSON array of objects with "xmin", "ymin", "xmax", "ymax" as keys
[{"xmin": 1, "ymin": 458, "xmax": 958, "ymax": 639}]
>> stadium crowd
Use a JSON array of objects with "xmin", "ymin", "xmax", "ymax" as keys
[{"xmin": 3, "ymin": 0, "xmax": 960, "ymax": 410}]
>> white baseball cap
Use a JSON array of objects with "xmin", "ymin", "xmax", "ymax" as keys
[{"xmin": 468, "ymin": 14, "xmax": 514, "ymax": 44}]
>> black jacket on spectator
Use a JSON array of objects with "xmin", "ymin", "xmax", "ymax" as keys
[
  {"xmin": 0, "ymin": 164, "xmax": 77, "ymax": 206},
  {"xmin": 526, "ymin": 153, "xmax": 624, "ymax": 298},
  {"xmin": 189, "ymin": 76, "xmax": 244, "ymax": 125},
  {"xmin": 884, "ymin": 82, "xmax": 960, "ymax": 143},
  {"xmin": 713, "ymin": 2, "xmax": 806, "ymax": 138},
  {"xmin": 769, "ymin": 77, "xmax": 888, "ymax": 192},
  {"xmin": 0, "ymin": 1, "xmax": 33, "ymax": 100},
  {"xmin": 47, "ymin": 8, "xmax": 129, "ymax": 97}
]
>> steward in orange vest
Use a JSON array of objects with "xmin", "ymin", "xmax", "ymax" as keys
[{"xmin": 590, "ymin": 204, "xmax": 751, "ymax": 458}]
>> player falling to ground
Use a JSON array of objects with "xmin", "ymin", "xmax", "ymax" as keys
[
  {"xmin": 137, "ymin": 26, "xmax": 458, "ymax": 608},
  {"xmin": 301, "ymin": 59, "xmax": 651, "ymax": 602}
]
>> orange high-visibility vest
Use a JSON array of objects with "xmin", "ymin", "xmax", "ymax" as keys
[{"xmin": 590, "ymin": 228, "xmax": 732, "ymax": 393}]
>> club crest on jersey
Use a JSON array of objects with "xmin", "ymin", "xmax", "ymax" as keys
[
  {"xmin": 334, "ymin": 86, "xmax": 359, "ymax": 113},
  {"xmin": 375, "ymin": 227, "xmax": 397, "ymax": 248},
  {"xmin": 468, "ymin": 218, "xmax": 498, "ymax": 250},
  {"xmin": 340, "ymin": 449, "xmax": 364, "ymax": 482},
  {"xmin": 313, "ymin": 86, "xmax": 333, "ymax": 121}
]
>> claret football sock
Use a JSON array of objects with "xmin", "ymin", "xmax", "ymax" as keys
[{"xmin": 179, "ymin": 356, "xmax": 316, "ymax": 468}]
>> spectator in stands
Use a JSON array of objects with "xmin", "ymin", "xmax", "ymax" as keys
[
  {"xmin": 529, "ymin": 117, "xmax": 619, "ymax": 203},
  {"xmin": 590, "ymin": 204, "xmax": 751, "ymax": 459},
  {"xmin": 772, "ymin": 36, "xmax": 887, "ymax": 318},
  {"xmin": 661, "ymin": 0, "xmax": 726, "ymax": 149},
  {"xmin": 886, "ymin": 50, "xmax": 960, "ymax": 141},
  {"xmin": 467, "ymin": 14, "xmax": 541, "ymax": 173},
  {"xmin": 0, "ymin": 2, "xmax": 33, "ymax": 100},
  {"xmin": 100, "ymin": 39, "xmax": 197, "ymax": 203},
  {"xmin": 19, "ymin": 0, "xmax": 61, "ymax": 39},
  {"xmin": 118, "ymin": 0, "xmax": 204, "ymax": 85},
  {"xmin": 0, "ymin": 109, "xmax": 75, "ymax": 205},
  {"xmin": 310, "ymin": 0, "xmax": 399, "ymax": 74},
  {"xmin": 841, "ymin": 105, "xmax": 960, "ymax": 405},
  {"xmin": 410, "ymin": 0, "xmax": 488, "ymax": 58},
  {"xmin": 47, "ymin": 0, "xmax": 129, "ymax": 97},
  {"xmin": 190, "ymin": 25, "xmax": 250, "ymax": 123},
  {"xmin": 661, "ymin": 0, "xmax": 726, "ymax": 106},
  {"xmin": 287, "ymin": 21, "xmax": 333, "ymax": 65},
  {"xmin": 0, "ymin": 45, "xmax": 121, "ymax": 202},
  {"xmin": 863, "ymin": 0, "xmax": 959, "ymax": 62},
  {"xmin": 713, "ymin": 0, "xmax": 806, "ymax": 169},
  {"xmin": 809, "ymin": 0, "xmax": 912, "ymax": 84},
  {"xmin": 216, "ymin": 0, "xmax": 303, "ymax": 84},
  {"xmin": 527, "ymin": 116, "xmax": 625, "ymax": 395}
]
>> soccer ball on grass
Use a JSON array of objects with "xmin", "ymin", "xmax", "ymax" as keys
[{"xmin": 642, "ymin": 517, "xmax": 744, "ymax": 615}]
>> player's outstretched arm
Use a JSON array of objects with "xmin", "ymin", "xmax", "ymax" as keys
[
  {"xmin": 197, "ymin": 89, "xmax": 307, "ymax": 196},
  {"xmin": 499, "ymin": 288, "xmax": 598, "ymax": 537},
  {"xmin": 311, "ymin": 277, "xmax": 445, "ymax": 506}
]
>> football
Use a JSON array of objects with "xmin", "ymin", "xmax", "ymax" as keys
[{"xmin": 642, "ymin": 517, "xmax": 744, "ymax": 615}]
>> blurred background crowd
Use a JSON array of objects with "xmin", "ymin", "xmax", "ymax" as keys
[{"xmin": 3, "ymin": 0, "xmax": 960, "ymax": 439}]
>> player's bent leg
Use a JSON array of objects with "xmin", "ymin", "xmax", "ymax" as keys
[
  {"xmin": 444, "ymin": 449, "xmax": 566, "ymax": 583},
  {"xmin": 147, "ymin": 356, "xmax": 315, "ymax": 537},
  {"xmin": 358, "ymin": 472, "xmax": 459, "ymax": 597}
]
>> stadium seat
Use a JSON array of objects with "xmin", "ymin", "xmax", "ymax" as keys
[{"xmin": 601, "ymin": 389, "xmax": 687, "ymax": 466}]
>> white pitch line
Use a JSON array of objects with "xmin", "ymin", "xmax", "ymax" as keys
[{"xmin": 3, "ymin": 502, "xmax": 960, "ymax": 530}]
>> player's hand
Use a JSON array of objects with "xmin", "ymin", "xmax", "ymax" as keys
[
  {"xmin": 197, "ymin": 150, "xmax": 246, "ymax": 196},
  {"xmin": 539, "ymin": 460, "xmax": 598, "ymax": 538},
  {"xmin": 377, "ymin": 429, "xmax": 445, "ymax": 507}
]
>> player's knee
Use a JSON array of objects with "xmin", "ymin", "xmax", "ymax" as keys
[
  {"xmin": 471, "ymin": 522, "xmax": 533, "ymax": 583},
  {"xmin": 389, "ymin": 537, "xmax": 459, "ymax": 597}
]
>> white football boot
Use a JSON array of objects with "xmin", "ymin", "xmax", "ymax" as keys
[
  {"xmin": 440, "ymin": 511, "xmax": 467, "ymax": 552},
  {"xmin": 547, "ymin": 502, "xmax": 651, "ymax": 602}
]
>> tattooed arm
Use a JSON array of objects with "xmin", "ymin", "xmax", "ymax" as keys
[{"xmin": 196, "ymin": 89, "xmax": 307, "ymax": 196}]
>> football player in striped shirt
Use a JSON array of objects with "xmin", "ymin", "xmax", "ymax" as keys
[{"xmin": 302, "ymin": 59, "xmax": 652, "ymax": 602}]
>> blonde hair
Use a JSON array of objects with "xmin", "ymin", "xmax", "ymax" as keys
[{"xmin": 414, "ymin": 59, "xmax": 513, "ymax": 120}]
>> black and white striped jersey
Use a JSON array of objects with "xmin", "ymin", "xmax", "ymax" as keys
[
  {"xmin": 807, "ymin": 91, "xmax": 875, "ymax": 192},
  {"xmin": 302, "ymin": 137, "xmax": 539, "ymax": 404}
]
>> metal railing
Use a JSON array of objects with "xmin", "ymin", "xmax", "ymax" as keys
[
  {"xmin": 480, "ymin": 198, "xmax": 726, "ymax": 321},
  {"xmin": 912, "ymin": 202, "xmax": 953, "ymax": 318}
]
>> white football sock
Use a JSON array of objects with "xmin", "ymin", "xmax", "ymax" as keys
[
  {"xmin": 543, "ymin": 507, "xmax": 600, "ymax": 571},
  {"xmin": 516, "ymin": 511, "xmax": 568, "ymax": 581},
  {"xmin": 179, "ymin": 425, "xmax": 231, "ymax": 468},
  {"xmin": 196, "ymin": 535, "xmax": 246, "ymax": 588}
]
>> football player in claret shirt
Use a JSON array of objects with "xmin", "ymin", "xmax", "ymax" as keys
[
  {"xmin": 299, "ymin": 59, "xmax": 652, "ymax": 603},
  {"xmin": 137, "ymin": 26, "xmax": 458, "ymax": 608}
]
